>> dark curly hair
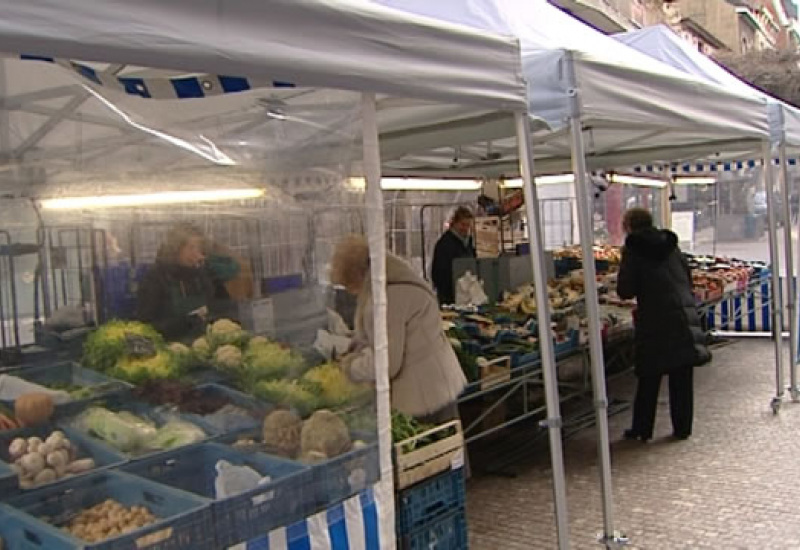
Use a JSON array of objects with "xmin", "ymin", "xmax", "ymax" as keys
[{"xmin": 623, "ymin": 208, "xmax": 654, "ymax": 233}]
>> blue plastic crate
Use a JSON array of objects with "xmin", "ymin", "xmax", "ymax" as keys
[
  {"xmin": 396, "ymin": 468, "xmax": 466, "ymax": 535},
  {"xmin": 5, "ymin": 470, "xmax": 214, "ymax": 550},
  {"xmin": 0, "ymin": 504, "xmax": 75, "ymax": 549},
  {"xmin": 64, "ymin": 396, "xmax": 211, "ymax": 459},
  {"xmin": 311, "ymin": 442, "xmax": 380, "ymax": 510},
  {"xmin": 0, "ymin": 425, "xmax": 126, "ymax": 497},
  {"xmin": 0, "ymin": 362, "xmax": 132, "ymax": 418},
  {"xmin": 182, "ymin": 384, "xmax": 270, "ymax": 437},
  {"xmin": 122, "ymin": 442, "xmax": 314, "ymax": 548},
  {"xmin": 554, "ymin": 329, "xmax": 580, "ymax": 356},
  {"xmin": 399, "ymin": 508, "xmax": 468, "ymax": 550}
]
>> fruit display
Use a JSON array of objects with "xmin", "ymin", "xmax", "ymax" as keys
[
  {"xmin": 7, "ymin": 431, "xmax": 96, "ymax": 489},
  {"xmin": 555, "ymin": 244, "xmax": 621, "ymax": 264},
  {"xmin": 61, "ymin": 500, "xmax": 157, "ymax": 543}
]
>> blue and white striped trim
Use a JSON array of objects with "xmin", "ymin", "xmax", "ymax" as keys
[
  {"xmin": 632, "ymin": 158, "xmax": 798, "ymax": 175},
  {"xmin": 17, "ymin": 54, "xmax": 296, "ymax": 99},
  {"xmin": 229, "ymin": 487, "xmax": 382, "ymax": 550}
]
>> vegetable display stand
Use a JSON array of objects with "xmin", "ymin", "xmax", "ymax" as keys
[
  {"xmin": 4, "ymin": 470, "xmax": 214, "ymax": 550},
  {"xmin": 394, "ymin": 420, "xmax": 464, "ymax": 491},
  {"xmin": 1, "ymin": 362, "xmax": 132, "ymax": 418},
  {"xmin": 0, "ymin": 425, "xmax": 126, "ymax": 496},
  {"xmin": 121, "ymin": 442, "xmax": 315, "ymax": 548}
]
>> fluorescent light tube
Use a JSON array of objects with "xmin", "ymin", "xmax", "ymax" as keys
[
  {"xmin": 607, "ymin": 174, "xmax": 666, "ymax": 188},
  {"xmin": 40, "ymin": 188, "xmax": 265, "ymax": 210},
  {"xmin": 673, "ymin": 176, "xmax": 716, "ymax": 185}
]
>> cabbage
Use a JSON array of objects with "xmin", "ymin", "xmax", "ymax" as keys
[
  {"xmin": 151, "ymin": 420, "xmax": 206, "ymax": 450},
  {"xmin": 302, "ymin": 363, "xmax": 372, "ymax": 408},
  {"xmin": 254, "ymin": 380, "xmax": 320, "ymax": 418},
  {"xmin": 80, "ymin": 407, "xmax": 156, "ymax": 453}
]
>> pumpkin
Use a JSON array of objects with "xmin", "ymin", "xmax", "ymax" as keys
[{"xmin": 14, "ymin": 393, "xmax": 55, "ymax": 427}]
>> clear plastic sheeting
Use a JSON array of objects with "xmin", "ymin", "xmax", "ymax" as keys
[{"xmin": 0, "ymin": 59, "xmax": 383, "ymax": 538}]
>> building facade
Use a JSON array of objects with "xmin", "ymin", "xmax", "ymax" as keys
[{"xmin": 549, "ymin": 0, "xmax": 800, "ymax": 53}]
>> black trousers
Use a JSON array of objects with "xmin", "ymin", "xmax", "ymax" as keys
[{"xmin": 631, "ymin": 367, "xmax": 693, "ymax": 439}]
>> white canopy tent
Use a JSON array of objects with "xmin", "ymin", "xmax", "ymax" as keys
[
  {"xmin": 616, "ymin": 24, "xmax": 798, "ymax": 414},
  {"xmin": 0, "ymin": 1, "xmax": 574, "ymax": 548},
  {"xmin": 377, "ymin": 1, "xmax": 775, "ymax": 547}
]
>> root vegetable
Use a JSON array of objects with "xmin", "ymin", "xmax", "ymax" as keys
[
  {"xmin": 9, "ymin": 438, "xmax": 26, "ymax": 459},
  {"xmin": 15, "ymin": 394, "xmax": 54, "ymax": 427},
  {"xmin": 26, "ymin": 437, "xmax": 43, "ymax": 453},
  {"xmin": 33, "ymin": 468, "xmax": 57, "ymax": 485},
  {"xmin": 19, "ymin": 453, "xmax": 45, "ymax": 476},
  {"xmin": 66, "ymin": 458, "xmax": 95, "ymax": 474},
  {"xmin": 46, "ymin": 449, "xmax": 69, "ymax": 469}
]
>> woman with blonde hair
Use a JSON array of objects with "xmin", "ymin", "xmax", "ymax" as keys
[{"xmin": 331, "ymin": 235, "xmax": 466, "ymax": 422}]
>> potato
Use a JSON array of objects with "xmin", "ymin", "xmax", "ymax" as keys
[
  {"xmin": 26, "ymin": 437, "xmax": 42, "ymax": 453},
  {"xmin": 33, "ymin": 468, "xmax": 57, "ymax": 485},
  {"xmin": 19, "ymin": 452, "xmax": 45, "ymax": 475},
  {"xmin": 9, "ymin": 438, "xmax": 27, "ymax": 459}
]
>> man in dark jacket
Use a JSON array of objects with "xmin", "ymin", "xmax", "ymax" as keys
[
  {"xmin": 431, "ymin": 206, "xmax": 476, "ymax": 305},
  {"xmin": 617, "ymin": 208, "xmax": 710, "ymax": 442}
]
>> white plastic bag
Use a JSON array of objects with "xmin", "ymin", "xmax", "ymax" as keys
[
  {"xmin": 313, "ymin": 329, "xmax": 352, "ymax": 361},
  {"xmin": 455, "ymin": 271, "xmax": 488, "ymax": 306},
  {"xmin": 214, "ymin": 459, "xmax": 272, "ymax": 499},
  {"xmin": 0, "ymin": 375, "xmax": 71, "ymax": 404}
]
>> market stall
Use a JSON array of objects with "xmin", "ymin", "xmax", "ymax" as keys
[{"xmin": 0, "ymin": 1, "xmax": 547, "ymax": 548}]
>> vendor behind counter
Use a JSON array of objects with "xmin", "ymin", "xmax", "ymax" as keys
[{"xmin": 136, "ymin": 223, "xmax": 251, "ymax": 342}]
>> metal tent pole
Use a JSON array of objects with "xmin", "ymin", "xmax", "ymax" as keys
[
  {"xmin": 778, "ymin": 143, "xmax": 798, "ymax": 401},
  {"xmin": 564, "ymin": 53, "xmax": 626, "ymax": 548},
  {"xmin": 515, "ymin": 112, "xmax": 570, "ymax": 550},
  {"xmin": 360, "ymin": 92, "xmax": 396, "ymax": 548},
  {"xmin": 763, "ymin": 141, "xmax": 786, "ymax": 414}
]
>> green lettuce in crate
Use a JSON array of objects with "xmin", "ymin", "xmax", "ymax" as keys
[
  {"xmin": 108, "ymin": 350, "xmax": 181, "ymax": 384},
  {"xmin": 82, "ymin": 320, "xmax": 164, "ymax": 372}
]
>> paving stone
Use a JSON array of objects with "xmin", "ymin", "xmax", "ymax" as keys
[{"xmin": 466, "ymin": 341, "xmax": 800, "ymax": 549}]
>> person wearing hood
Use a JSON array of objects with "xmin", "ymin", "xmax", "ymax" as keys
[
  {"xmin": 332, "ymin": 235, "xmax": 467, "ymax": 422},
  {"xmin": 616, "ymin": 208, "xmax": 710, "ymax": 442},
  {"xmin": 431, "ymin": 206, "xmax": 476, "ymax": 305},
  {"xmin": 136, "ymin": 223, "xmax": 241, "ymax": 342}
]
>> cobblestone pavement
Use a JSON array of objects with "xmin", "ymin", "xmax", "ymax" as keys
[{"xmin": 466, "ymin": 340, "xmax": 800, "ymax": 549}]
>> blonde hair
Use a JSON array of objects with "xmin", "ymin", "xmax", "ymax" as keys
[
  {"xmin": 330, "ymin": 234, "xmax": 370, "ymax": 290},
  {"xmin": 156, "ymin": 222, "xmax": 204, "ymax": 265}
]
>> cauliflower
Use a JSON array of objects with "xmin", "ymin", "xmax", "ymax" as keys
[
  {"xmin": 302, "ymin": 363, "xmax": 372, "ymax": 408},
  {"xmin": 214, "ymin": 345, "xmax": 243, "ymax": 373},
  {"xmin": 300, "ymin": 410, "xmax": 352, "ymax": 460},
  {"xmin": 249, "ymin": 336, "xmax": 270, "ymax": 347},
  {"xmin": 168, "ymin": 342, "xmax": 189, "ymax": 354},
  {"xmin": 254, "ymin": 380, "xmax": 319, "ymax": 418},
  {"xmin": 207, "ymin": 318, "xmax": 249, "ymax": 348},
  {"xmin": 243, "ymin": 340, "xmax": 306, "ymax": 383},
  {"xmin": 262, "ymin": 410, "xmax": 303, "ymax": 458},
  {"xmin": 192, "ymin": 336, "xmax": 211, "ymax": 359}
]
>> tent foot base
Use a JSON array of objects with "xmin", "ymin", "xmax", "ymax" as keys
[
  {"xmin": 771, "ymin": 396, "xmax": 782, "ymax": 414},
  {"xmin": 597, "ymin": 531, "xmax": 629, "ymax": 548}
]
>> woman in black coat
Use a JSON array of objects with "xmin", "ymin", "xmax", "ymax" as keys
[
  {"xmin": 616, "ymin": 208, "xmax": 710, "ymax": 441},
  {"xmin": 431, "ymin": 206, "xmax": 476, "ymax": 305}
]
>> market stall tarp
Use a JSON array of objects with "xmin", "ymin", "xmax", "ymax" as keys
[
  {"xmin": 375, "ymin": 0, "xmax": 772, "ymax": 173},
  {"xmin": 0, "ymin": 0, "xmax": 527, "ymax": 111},
  {"xmin": 615, "ymin": 25, "xmax": 800, "ymax": 151}
]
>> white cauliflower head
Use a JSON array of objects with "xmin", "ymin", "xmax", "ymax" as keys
[
  {"xmin": 214, "ymin": 344, "xmax": 243, "ymax": 371},
  {"xmin": 210, "ymin": 319, "xmax": 241, "ymax": 335},
  {"xmin": 300, "ymin": 410, "xmax": 352, "ymax": 460}
]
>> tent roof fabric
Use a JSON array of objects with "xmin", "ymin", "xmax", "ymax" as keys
[
  {"xmin": 376, "ymin": 0, "xmax": 772, "ymax": 172},
  {"xmin": 0, "ymin": 0, "xmax": 527, "ymax": 110},
  {"xmin": 616, "ymin": 24, "xmax": 800, "ymax": 149}
]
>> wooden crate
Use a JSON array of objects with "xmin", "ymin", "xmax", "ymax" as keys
[
  {"xmin": 479, "ymin": 355, "xmax": 511, "ymax": 392},
  {"xmin": 394, "ymin": 420, "xmax": 464, "ymax": 490}
]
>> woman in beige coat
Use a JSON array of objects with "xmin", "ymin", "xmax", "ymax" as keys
[{"xmin": 331, "ymin": 235, "xmax": 467, "ymax": 422}]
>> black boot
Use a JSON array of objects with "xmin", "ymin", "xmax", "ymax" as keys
[{"xmin": 623, "ymin": 429, "xmax": 650, "ymax": 442}]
